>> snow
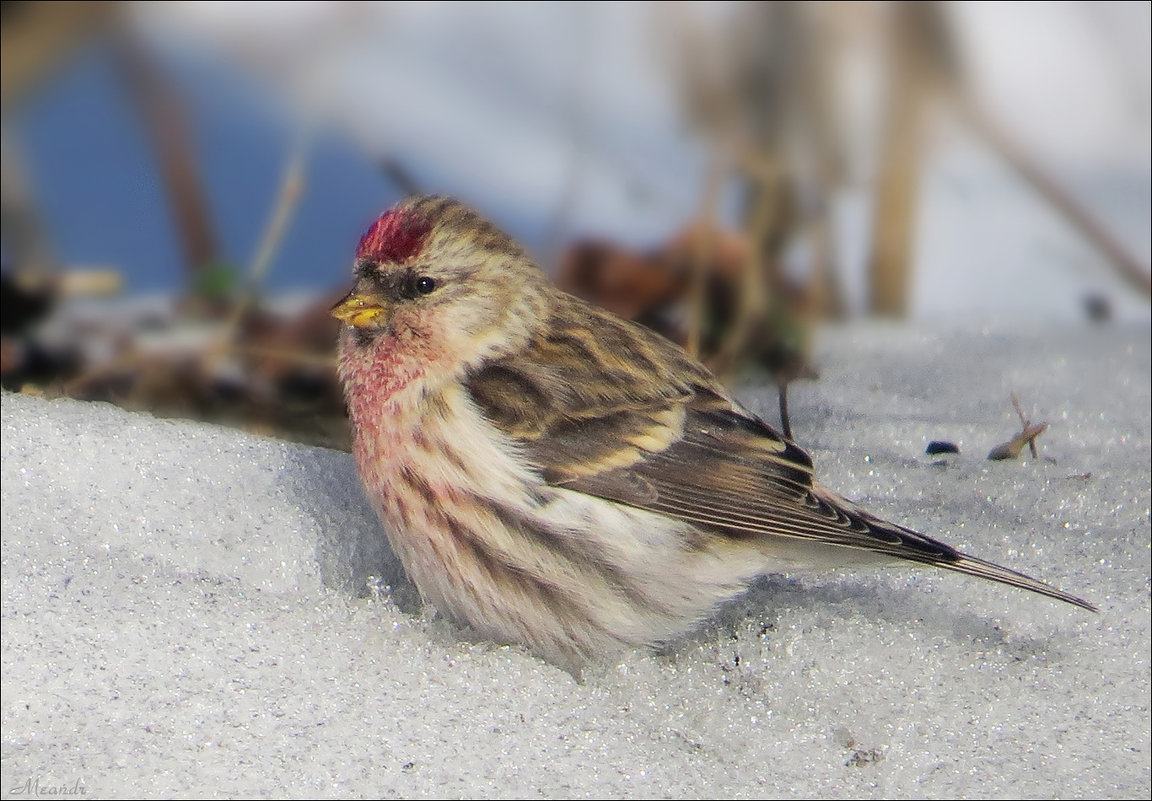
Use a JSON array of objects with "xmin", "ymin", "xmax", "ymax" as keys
[{"xmin": 2, "ymin": 320, "xmax": 1149, "ymax": 798}]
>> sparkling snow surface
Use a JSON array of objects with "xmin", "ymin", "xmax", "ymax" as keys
[{"xmin": 2, "ymin": 321, "xmax": 1148, "ymax": 798}]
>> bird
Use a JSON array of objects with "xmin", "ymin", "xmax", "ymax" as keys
[{"xmin": 331, "ymin": 195, "xmax": 1094, "ymax": 669}]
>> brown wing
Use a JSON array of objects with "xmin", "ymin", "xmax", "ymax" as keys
[{"xmin": 466, "ymin": 292, "xmax": 1096, "ymax": 611}]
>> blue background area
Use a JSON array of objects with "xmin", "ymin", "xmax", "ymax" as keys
[{"xmin": 10, "ymin": 42, "xmax": 403, "ymax": 293}]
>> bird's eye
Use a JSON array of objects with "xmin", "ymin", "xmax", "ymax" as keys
[{"xmin": 415, "ymin": 276, "xmax": 437, "ymax": 295}]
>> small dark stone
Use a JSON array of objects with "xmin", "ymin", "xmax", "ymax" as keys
[
  {"xmin": 1083, "ymin": 293, "xmax": 1112, "ymax": 323},
  {"xmin": 925, "ymin": 440, "xmax": 960, "ymax": 455}
]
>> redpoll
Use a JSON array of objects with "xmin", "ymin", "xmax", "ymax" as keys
[{"xmin": 332, "ymin": 195, "xmax": 1093, "ymax": 668}]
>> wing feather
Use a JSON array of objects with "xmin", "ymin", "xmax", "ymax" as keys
[{"xmin": 465, "ymin": 291, "xmax": 1096, "ymax": 612}]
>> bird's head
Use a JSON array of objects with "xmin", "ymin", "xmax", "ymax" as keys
[{"xmin": 332, "ymin": 196, "xmax": 546, "ymax": 370}]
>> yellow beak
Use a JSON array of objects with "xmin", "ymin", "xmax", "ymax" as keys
[{"xmin": 331, "ymin": 290, "xmax": 390, "ymax": 328}]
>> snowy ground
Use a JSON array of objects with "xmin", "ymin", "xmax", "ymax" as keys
[{"xmin": 2, "ymin": 319, "xmax": 1148, "ymax": 799}]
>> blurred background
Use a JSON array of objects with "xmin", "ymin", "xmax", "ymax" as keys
[{"xmin": 2, "ymin": 1, "xmax": 1149, "ymax": 449}]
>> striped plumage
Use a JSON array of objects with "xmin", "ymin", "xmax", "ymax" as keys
[{"xmin": 333, "ymin": 195, "xmax": 1093, "ymax": 669}]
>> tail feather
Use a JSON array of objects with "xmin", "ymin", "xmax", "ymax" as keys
[
  {"xmin": 856, "ymin": 514, "xmax": 1098, "ymax": 612},
  {"xmin": 928, "ymin": 550, "xmax": 1097, "ymax": 612}
]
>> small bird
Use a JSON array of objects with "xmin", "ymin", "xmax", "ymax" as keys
[{"xmin": 332, "ymin": 195, "xmax": 1094, "ymax": 668}]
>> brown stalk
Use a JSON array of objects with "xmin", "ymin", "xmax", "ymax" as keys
[{"xmin": 112, "ymin": 32, "xmax": 219, "ymax": 286}]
